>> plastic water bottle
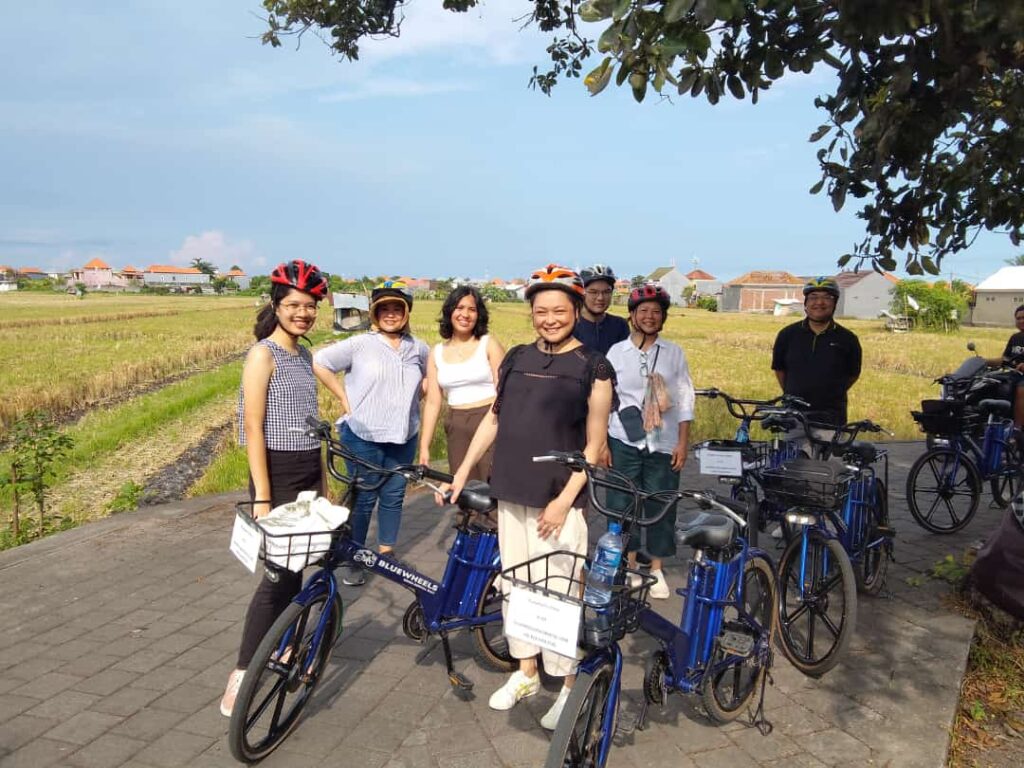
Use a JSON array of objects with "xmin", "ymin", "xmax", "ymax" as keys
[
  {"xmin": 584, "ymin": 522, "xmax": 624, "ymax": 607},
  {"xmin": 735, "ymin": 420, "xmax": 750, "ymax": 444}
]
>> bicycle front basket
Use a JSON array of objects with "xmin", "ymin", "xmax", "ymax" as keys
[
  {"xmin": 911, "ymin": 399, "xmax": 967, "ymax": 437},
  {"xmin": 501, "ymin": 551, "xmax": 654, "ymax": 651},
  {"xmin": 759, "ymin": 458, "xmax": 853, "ymax": 511}
]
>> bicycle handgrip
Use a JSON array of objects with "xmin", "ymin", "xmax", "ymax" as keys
[{"xmin": 420, "ymin": 466, "xmax": 454, "ymax": 483}]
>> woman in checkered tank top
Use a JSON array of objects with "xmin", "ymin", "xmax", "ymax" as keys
[{"xmin": 221, "ymin": 260, "xmax": 331, "ymax": 718}]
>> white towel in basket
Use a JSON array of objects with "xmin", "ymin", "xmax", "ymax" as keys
[{"xmin": 260, "ymin": 492, "xmax": 350, "ymax": 572}]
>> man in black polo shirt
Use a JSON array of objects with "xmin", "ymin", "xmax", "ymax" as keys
[{"xmin": 771, "ymin": 277, "xmax": 862, "ymax": 426}]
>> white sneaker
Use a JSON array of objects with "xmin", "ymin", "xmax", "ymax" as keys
[
  {"xmin": 220, "ymin": 669, "xmax": 245, "ymax": 717},
  {"xmin": 540, "ymin": 685, "xmax": 572, "ymax": 730},
  {"xmin": 649, "ymin": 569, "xmax": 670, "ymax": 599},
  {"xmin": 488, "ymin": 670, "xmax": 540, "ymax": 710}
]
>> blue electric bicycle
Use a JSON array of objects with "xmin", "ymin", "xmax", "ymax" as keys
[
  {"xmin": 502, "ymin": 452, "xmax": 776, "ymax": 768},
  {"xmin": 228, "ymin": 419, "xmax": 513, "ymax": 762}
]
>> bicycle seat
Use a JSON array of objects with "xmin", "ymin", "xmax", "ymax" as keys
[
  {"xmin": 456, "ymin": 481, "xmax": 497, "ymax": 514},
  {"xmin": 843, "ymin": 440, "xmax": 878, "ymax": 466},
  {"xmin": 977, "ymin": 399, "xmax": 1012, "ymax": 417},
  {"xmin": 762, "ymin": 414, "xmax": 797, "ymax": 432},
  {"xmin": 675, "ymin": 511, "xmax": 736, "ymax": 551}
]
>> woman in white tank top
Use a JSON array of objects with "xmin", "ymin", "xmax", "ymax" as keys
[{"xmin": 418, "ymin": 286, "xmax": 505, "ymax": 481}]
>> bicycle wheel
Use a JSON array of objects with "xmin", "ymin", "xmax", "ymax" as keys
[
  {"xmin": 702, "ymin": 554, "xmax": 776, "ymax": 722},
  {"xmin": 990, "ymin": 441, "xmax": 1024, "ymax": 508},
  {"xmin": 856, "ymin": 480, "xmax": 889, "ymax": 597},
  {"xmin": 776, "ymin": 529, "xmax": 856, "ymax": 677},
  {"xmin": 544, "ymin": 661, "xmax": 615, "ymax": 768},
  {"xmin": 472, "ymin": 569, "xmax": 515, "ymax": 672},
  {"xmin": 906, "ymin": 448, "xmax": 981, "ymax": 533},
  {"xmin": 228, "ymin": 591, "xmax": 342, "ymax": 763}
]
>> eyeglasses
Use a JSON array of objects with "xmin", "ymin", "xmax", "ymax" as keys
[
  {"xmin": 280, "ymin": 302, "xmax": 318, "ymax": 314},
  {"xmin": 585, "ymin": 289, "xmax": 613, "ymax": 298}
]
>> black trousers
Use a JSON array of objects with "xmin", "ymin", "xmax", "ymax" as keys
[{"xmin": 236, "ymin": 449, "xmax": 321, "ymax": 669}]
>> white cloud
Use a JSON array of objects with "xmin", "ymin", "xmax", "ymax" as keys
[
  {"xmin": 318, "ymin": 77, "xmax": 474, "ymax": 102},
  {"xmin": 169, "ymin": 231, "xmax": 257, "ymax": 271}
]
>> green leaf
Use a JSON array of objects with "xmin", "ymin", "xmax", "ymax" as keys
[
  {"xmin": 921, "ymin": 255, "xmax": 938, "ymax": 274},
  {"xmin": 809, "ymin": 178, "xmax": 825, "ymax": 195},
  {"xmin": 837, "ymin": 253, "xmax": 852, "ymax": 267},
  {"xmin": 597, "ymin": 23, "xmax": 622, "ymax": 53},
  {"xmin": 578, "ymin": 0, "xmax": 615, "ymax": 22},
  {"xmin": 677, "ymin": 68, "xmax": 699, "ymax": 95},
  {"xmin": 612, "ymin": 0, "xmax": 632, "ymax": 22},
  {"xmin": 831, "ymin": 186, "xmax": 846, "ymax": 212},
  {"xmin": 616, "ymin": 61, "xmax": 631, "ymax": 86},
  {"xmin": 906, "ymin": 261, "xmax": 924, "ymax": 276},
  {"xmin": 727, "ymin": 75, "xmax": 744, "ymax": 99},
  {"xmin": 694, "ymin": 0, "xmax": 716, "ymax": 25},
  {"xmin": 584, "ymin": 57, "xmax": 614, "ymax": 96},
  {"xmin": 630, "ymin": 71, "xmax": 648, "ymax": 102},
  {"xmin": 659, "ymin": 37, "xmax": 689, "ymax": 57},
  {"xmin": 663, "ymin": 0, "xmax": 695, "ymax": 24},
  {"xmin": 809, "ymin": 124, "xmax": 830, "ymax": 142},
  {"xmin": 765, "ymin": 49, "xmax": 784, "ymax": 79}
]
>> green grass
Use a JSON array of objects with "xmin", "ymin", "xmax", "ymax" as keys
[{"xmin": 188, "ymin": 444, "xmax": 249, "ymax": 497}]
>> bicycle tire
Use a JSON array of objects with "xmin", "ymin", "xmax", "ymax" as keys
[
  {"xmin": 702, "ymin": 554, "xmax": 776, "ymax": 722},
  {"xmin": 228, "ymin": 591, "xmax": 341, "ymax": 763},
  {"xmin": 472, "ymin": 569, "xmax": 515, "ymax": 672},
  {"xmin": 544, "ymin": 661, "xmax": 615, "ymax": 768},
  {"xmin": 776, "ymin": 530, "xmax": 856, "ymax": 677},
  {"xmin": 906, "ymin": 448, "xmax": 981, "ymax": 534},
  {"xmin": 855, "ymin": 480, "xmax": 889, "ymax": 597},
  {"xmin": 990, "ymin": 441, "xmax": 1024, "ymax": 509}
]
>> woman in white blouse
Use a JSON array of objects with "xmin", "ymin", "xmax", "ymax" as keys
[
  {"xmin": 418, "ymin": 286, "xmax": 504, "ymax": 481},
  {"xmin": 605, "ymin": 283, "xmax": 695, "ymax": 599}
]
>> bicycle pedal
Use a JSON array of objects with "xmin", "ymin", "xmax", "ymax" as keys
[
  {"xmin": 447, "ymin": 671, "xmax": 474, "ymax": 692},
  {"xmin": 717, "ymin": 627, "xmax": 755, "ymax": 657},
  {"xmin": 873, "ymin": 525, "xmax": 896, "ymax": 539}
]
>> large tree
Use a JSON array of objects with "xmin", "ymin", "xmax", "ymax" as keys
[{"xmin": 261, "ymin": 0, "xmax": 1024, "ymax": 275}]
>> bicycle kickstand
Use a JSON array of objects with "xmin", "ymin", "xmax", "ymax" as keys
[{"xmin": 439, "ymin": 631, "xmax": 474, "ymax": 697}]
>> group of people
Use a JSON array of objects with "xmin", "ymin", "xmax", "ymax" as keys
[{"xmin": 220, "ymin": 257, "xmax": 870, "ymax": 728}]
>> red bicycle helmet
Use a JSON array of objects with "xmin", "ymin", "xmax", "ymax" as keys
[
  {"xmin": 270, "ymin": 259, "xmax": 329, "ymax": 300},
  {"xmin": 524, "ymin": 264, "xmax": 585, "ymax": 301},
  {"xmin": 628, "ymin": 282, "xmax": 671, "ymax": 312}
]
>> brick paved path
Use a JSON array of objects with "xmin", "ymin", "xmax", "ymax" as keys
[{"xmin": 0, "ymin": 442, "xmax": 999, "ymax": 767}]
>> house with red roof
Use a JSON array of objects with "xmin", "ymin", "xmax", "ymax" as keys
[
  {"xmin": 143, "ymin": 264, "xmax": 210, "ymax": 289},
  {"xmin": 70, "ymin": 257, "xmax": 115, "ymax": 289},
  {"xmin": 17, "ymin": 266, "xmax": 48, "ymax": 281},
  {"xmin": 0, "ymin": 265, "xmax": 16, "ymax": 292},
  {"xmin": 720, "ymin": 270, "xmax": 804, "ymax": 312},
  {"xmin": 215, "ymin": 267, "xmax": 250, "ymax": 290}
]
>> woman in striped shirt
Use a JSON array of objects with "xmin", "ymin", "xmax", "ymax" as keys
[{"xmin": 314, "ymin": 281, "xmax": 429, "ymax": 587}]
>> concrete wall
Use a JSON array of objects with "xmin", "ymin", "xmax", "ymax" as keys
[
  {"xmin": 721, "ymin": 285, "xmax": 803, "ymax": 312},
  {"xmin": 970, "ymin": 291, "xmax": 1024, "ymax": 327},
  {"xmin": 836, "ymin": 273, "xmax": 895, "ymax": 319}
]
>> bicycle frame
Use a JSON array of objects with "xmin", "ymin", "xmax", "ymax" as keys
[
  {"xmin": 638, "ymin": 537, "xmax": 772, "ymax": 692},
  {"xmin": 834, "ymin": 456, "xmax": 887, "ymax": 568}
]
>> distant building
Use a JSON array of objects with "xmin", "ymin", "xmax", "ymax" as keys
[
  {"xmin": 331, "ymin": 292, "xmax": 370, "ymax": 332},
  {"xmin": 143, "ymin": 265, "xmax": 210, "ymax": 288},
  {"xmin": 220, "ymin": 268, "xmax": 250, "ymax": 290},
  {"xmin": 120, "ymin": 265, "xmax": 144, "ymax": 286},
  {"xmin": 833, "ymin": 270, "xmax": 898, "ymax": 319},
  {"xmin": 685, "ymin": 268, "xmax": 722, "ymax": 301},
  {"xmin": 17, "ymin": 266, "xmax": 48, "ymax": 281},
  {"xmin": 970, "ymin": 266, "xmax": 1024, "ymax": 326},
  {"xmin": 646, "ymin": 266, "xmax": 688, "ymax": 306},
  {"xmin": 0, "ymin": 265, "xmax": 17, "ymax": 292},
  {"xmin": 72, "ymin": 257, "xmax": 115, "ymax": 290},
  {"xmin": 720, "ymin": 270, "xmax": 804, "ymax": 312}
]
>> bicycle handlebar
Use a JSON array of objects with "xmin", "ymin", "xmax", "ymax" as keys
[
  {"xmin": 695, "ymin": 388, "xmax": 809, "ymax": 422},
  {"xmin": 532, "ymin": 451, "xmax": 747, "ymax": 529}
]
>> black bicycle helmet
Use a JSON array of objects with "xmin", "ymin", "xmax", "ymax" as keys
[
  {"xmin": 580, "ymin": 264, "xmax": 617, "ymax": 288},
  {"xmin": 269, "ymin": 259, "xmax": 329, "ymax": 300}
]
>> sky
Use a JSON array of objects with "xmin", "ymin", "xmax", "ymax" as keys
[{"xmin": 0, "ymin": 1, "xmax": 1017, "ymax": 285}]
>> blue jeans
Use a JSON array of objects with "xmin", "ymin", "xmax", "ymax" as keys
[{"xmin": 339, "ymin": 422, "xmax": 417, "ymax": 549}]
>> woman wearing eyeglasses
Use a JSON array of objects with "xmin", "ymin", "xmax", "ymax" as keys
[{"xmin": 605, "ymin": 283, "xmax": 694, "ymax": 599}]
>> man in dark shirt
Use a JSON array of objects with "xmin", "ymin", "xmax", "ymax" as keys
[
  {"xmin": 771, "ymin": 277, "xmax": 862, "ymax": 427},
  {"xmin": 573, "ymin": 264, "xmax": 630, "ymax": 355},
  {"xmin": 987, "ymin": 304, "xmax": 1024, "ymax": 433}
]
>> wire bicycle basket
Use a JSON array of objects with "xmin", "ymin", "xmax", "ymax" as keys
[
  {"xmin": 235, "ymin": 500, "xmax": 349, "ymax": 572},
  {"xmin": 758, "ymin": 459, "xmax": 853, "ymax": 511},
  {"xmin": 501, "ymin": 550, "xmax": 655, "ymax": 650}
]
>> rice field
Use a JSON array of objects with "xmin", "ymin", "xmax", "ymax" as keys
[
  {"xmin": 0, "ymin": 293, "xmax": 259, "ymax": 434},
  {"xmin": 1, "ymin": 292, "xmax": 1018, "ymax": 541}
]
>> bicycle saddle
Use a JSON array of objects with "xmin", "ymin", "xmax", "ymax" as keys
[
  {"xmin": 762, "ymin": 413, "xmax": 797, "ymax": 432},
  {"xmin": 977, "ymin": 398, "xmax": 1012, "ymax": 417},
  {"xmin": 675, "ymin": 510, "xmax": 736, "ymax": 551},
  {"xmin": 843, "ymin": 440, "xmax": 878, "ymax": 466},
  {"xmin": 455, "ymin": 481, "xmax": 497, "ymax": 514}
]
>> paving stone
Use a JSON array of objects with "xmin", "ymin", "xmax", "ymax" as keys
[
  {"xmin": 0, "ymin": 696, "xmax": 38, "ymax": 725},
  {"xmin": 72, "ymin": 668, "xmax": 137, "ymax": 696},
  {"xmin": 23, "ymin": 691, "xmax": 102, "ymax": 721},
  {"xmin": 48, "ymin": 710, "xmax": 124, "ymax": 745},
  {"xmin": 131, "ymin": 730, "xmax": 216, "ymax": 768},
  {"xmin": 0, "ymin": 713, "xmax": 61, "ymax": 751},
  {"xmin": 2, "ymin": 656, "xmax": 66, "ymax": 681},
  {"xmin": 57, "ymin": 653, "xmax": 125, "ymax": 678},
  {"xmin": 111, "ymin": 708, "xmax": 188, "ymax": 741},
  {"xmin": 799, "ymin": 728, "xmax": 873, "ymax": 766},
  {"xmin": 88, "ymin": 686, "xmax": 163, "ymax": 718},
  {"xmin": 9, "ymin": 671, "xmax": 85, "ymax": 700},
  {"xmin": 0, "ymin": 736, "xmax": 76, "ymax": 767},
  {"xmin": 129, "ymin": 666, "xmax": 194, "ymax": 692},
  {"xmin": 148, "ymin": 682, "xmax": 220, "ymax": 714}
]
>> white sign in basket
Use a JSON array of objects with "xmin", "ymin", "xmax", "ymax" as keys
[
  {"xmin": 504, "ymin": 586, "xmax": 582, "ymax": 658},
  {"xmin": 230, "ymin": 513, "xmax": 261, "ymax": 573},
  {"xmin": 698, "ymin": 447, "xmax": 744, "ymax": 477}
]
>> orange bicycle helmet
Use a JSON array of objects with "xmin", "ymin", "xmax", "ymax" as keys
[
  {"xmin": 524, "ymin": 264, "xmax": 585, "ymax": 301},
  {"xmin": 628, "ymin": 282, "xmax": 671, "ymax": 311},
  {"xmin": 270, "ymin": 259, "xmax": 329, "ymax": 300}
]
